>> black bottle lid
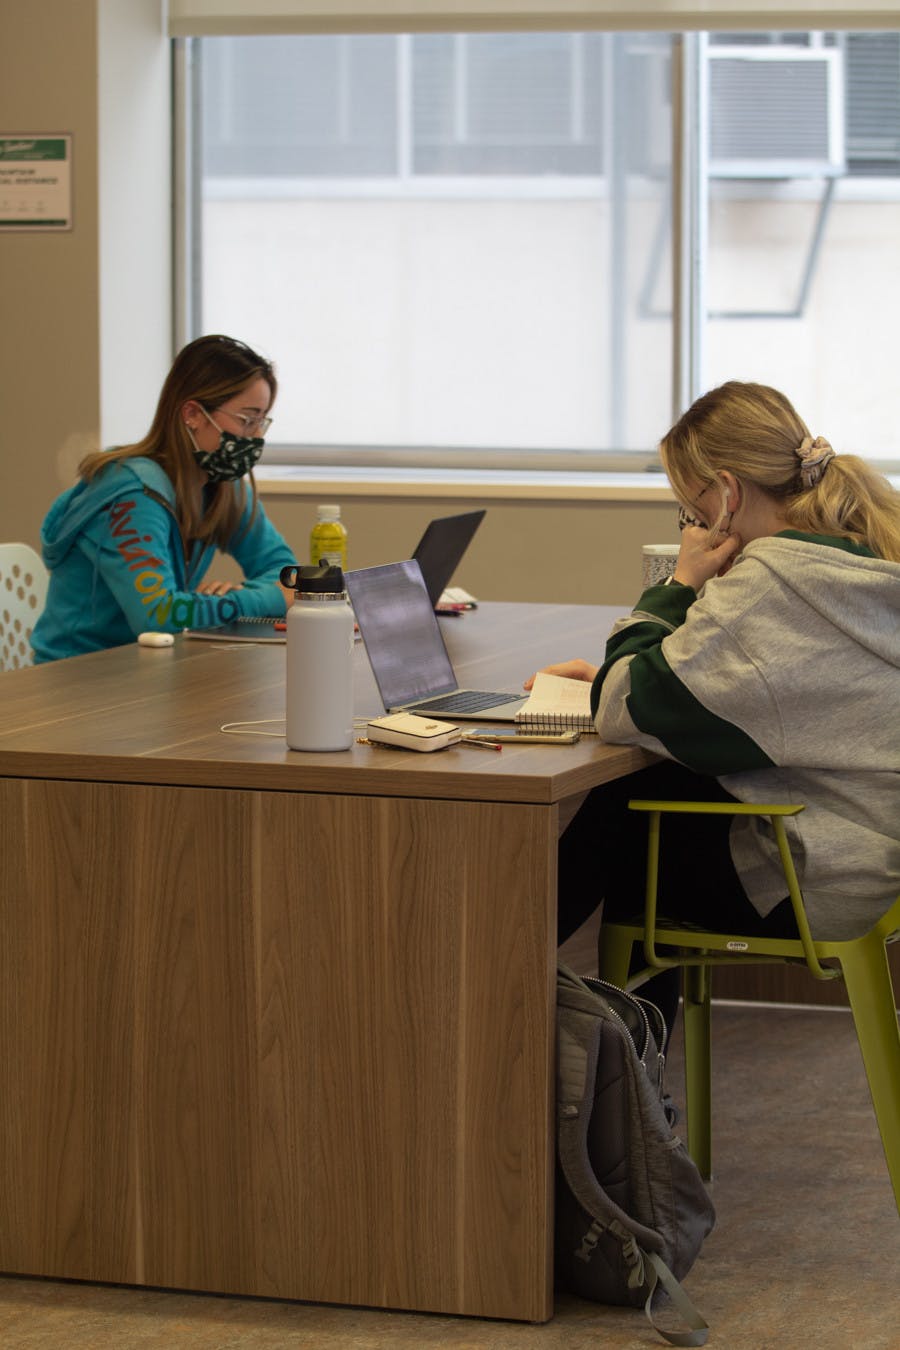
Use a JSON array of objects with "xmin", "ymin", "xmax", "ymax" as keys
[{"xmin": 280, "ymin": 563, "xmax": 345, "ymax": 594}]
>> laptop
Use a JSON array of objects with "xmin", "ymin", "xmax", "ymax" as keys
[
  {"xmin": 412, "ymin": 509, "xmax": 485, "ymax": 608},
  {"xmin": 186, "ymin": 509, "xmax": 486, "ymax": 644},
  {"xmin": 345, "ymin": 558, "xmax": 527, "ymax": 722}
]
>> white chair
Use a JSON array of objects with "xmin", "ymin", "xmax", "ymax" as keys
[{"xmin": 0, "ymin": 542, "xmax": 49, "ymax": 671}]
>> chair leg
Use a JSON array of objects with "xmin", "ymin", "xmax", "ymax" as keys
[
  {"xmin": 682, "ymin": 964, "xmax": 713, "ymax": 1181},
  {"xmin": 839, "ymin": 941, "xmax": 900, "ymax": 1215},
  {"xmin": 597, "ymin": 925, "xmax": 634, "ymax": 989}
]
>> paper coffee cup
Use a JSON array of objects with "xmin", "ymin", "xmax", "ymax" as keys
[{"xmin": 642, "ymin": 544, "xmax": 680, "ymax": 589}]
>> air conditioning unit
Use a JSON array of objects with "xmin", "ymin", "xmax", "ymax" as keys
[{"xmin": 706, "ymin": 46, "xmax": 845, "ymax": 179}]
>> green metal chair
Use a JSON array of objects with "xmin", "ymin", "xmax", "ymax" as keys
[{"xmin": 596, "ymin": 800, "xmax": 900, "ymax": 1215}]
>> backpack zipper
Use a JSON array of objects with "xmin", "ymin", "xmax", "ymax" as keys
[{"xmin": 582, "ymin": 975, "xmax": 653, "ymax": 1065}]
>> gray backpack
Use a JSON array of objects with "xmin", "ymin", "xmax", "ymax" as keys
[{"xmin": 556, "ymin": 964, "xmax": 715, "ymax": 1347}]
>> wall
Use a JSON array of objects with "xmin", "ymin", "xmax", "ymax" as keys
[
  {"xmin": 0, "ymin": 0, "xmax": 171, "ymax": 555},
  {"xmin": 0, "ymin": 0, "xmax": 101, "ymax": 551},
  {"xmin": 258, "ymin": 491, "xmax": 680, "ymax": 603},
  {"xmin": 97, "ymin": 0, "xmax": 173, "ymax": 448}
]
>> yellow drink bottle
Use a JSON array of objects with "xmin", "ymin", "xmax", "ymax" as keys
[{"xmin": 310, "ymin": 503, "xmax": 347, "ymax": 570}]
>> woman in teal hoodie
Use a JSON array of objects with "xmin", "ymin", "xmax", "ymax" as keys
[{"xmin": 32, "ymin": 335, "xmax": 296, "ymax": 662}]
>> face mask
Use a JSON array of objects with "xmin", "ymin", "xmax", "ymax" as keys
[{"xmin": 188, "ymin": 410, "xmax": 265, "ymax": 482}]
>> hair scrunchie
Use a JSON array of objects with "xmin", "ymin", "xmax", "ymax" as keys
[{"xmin": 796, "ymin": 434, "xmax": 835, "ymax": 490}]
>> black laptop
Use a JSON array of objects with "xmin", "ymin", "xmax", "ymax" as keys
[
  {"xmin": 186, "ymin": 509, "xmax": 485, "ymax": 643},
  {"xmin": 345, "ymin": 559, "xmax": 526, "ymax": 722},
  {"xmin": 412, "ymin": 509, "xmax": 485, "ymax": 608}
]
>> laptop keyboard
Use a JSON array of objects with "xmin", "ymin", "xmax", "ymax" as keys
[{"xmin": 407, "ymin": 690, "xmax": 522, "ymax": 714}]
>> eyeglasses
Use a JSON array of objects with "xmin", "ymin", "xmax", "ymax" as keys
[
  {"xmin": 211, "ymin": 407, "xmax": 273, "ymax": 437},
  {"xmin": 677, "ymin": 482, "xmax": 716, "ymax": 531}
]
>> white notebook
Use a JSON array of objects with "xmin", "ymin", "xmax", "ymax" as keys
[{"xmin": 514, "ymin": 672, "xmax": 597, "ymax": 732}]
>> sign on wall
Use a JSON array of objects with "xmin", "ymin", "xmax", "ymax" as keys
[{"xmin": 0, "ymin": 135, "xmax": 72, "ymax": 231}]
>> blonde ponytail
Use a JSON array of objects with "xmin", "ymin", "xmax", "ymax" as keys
[
  {"xmin": 785, "ymin": 454, "xmax": 900, "ymax": 562},
  {"xmin": 661, "ymin": 382, "xmax": 900, "ymax": 562}
]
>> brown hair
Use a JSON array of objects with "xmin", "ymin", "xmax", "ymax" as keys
[
  {"xmin": 660, "ymin": 381, "xmax": 900, "ymax": 562},
  {"xmin": 79, "ymin": 335, "xmax": 277, "ymax": 549}
]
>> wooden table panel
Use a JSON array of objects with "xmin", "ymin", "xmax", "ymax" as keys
[
  {"xmin": 0, "ymin": 779, "xmax": 139, "ymax": 1281},
  {"xmin": 251, "ymin": 792, "xmax": 557, "ymax": 1318},
  {"xmin": 133, "ymin": 783, "xmax": 263, "ymax": 1292},
  {"xmin": 1, "ymin": 777, "xmax": 558, "ymax": 1320}
]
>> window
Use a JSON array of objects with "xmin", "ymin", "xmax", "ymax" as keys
[
  {"xmin": 182, "ymin": 29, "xmax": 900, "ymax": 470},
  {"xmin": 190, "ymin": 32, "xmax": 673, "ymax": 467},
  {"xmin": 203, "ymin": 37, "xmax": 399, "ymax": 178},
  {"xmin": 702, "ymin": 32, "xmax": 900, "ymax": 464},
  {"xmin": 202, "ymin": 34, "xmax": 622, "ymax": 180}
]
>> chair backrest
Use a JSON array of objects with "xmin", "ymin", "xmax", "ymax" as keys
[{"xmin": 0, "ymin": 542, "xmax": 49, "ymax": 671}]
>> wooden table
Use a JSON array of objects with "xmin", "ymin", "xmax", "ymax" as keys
[{"xmin": 0, "ymin": 603, "xmax": 651, "ymax": 1322}]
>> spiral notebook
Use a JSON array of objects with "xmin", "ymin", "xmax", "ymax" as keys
[
  {"xmin": 184, "ymin": 616, "xmax": 286, "ymax": 643},
  {"xmin": 514, "ymin": 672, "xmax": 597, "ymax": 732}
]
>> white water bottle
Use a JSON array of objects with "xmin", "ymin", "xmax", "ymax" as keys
[{"xmin": 281, "ymin": 563, "xmax": 355, "ymax": 752}]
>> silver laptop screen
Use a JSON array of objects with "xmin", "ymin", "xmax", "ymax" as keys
[{"xmin": 346, "ymin": 560, "xmax": 458, "ymax": 709}]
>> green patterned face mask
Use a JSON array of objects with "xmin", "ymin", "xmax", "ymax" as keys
[
  {"xmin": 192, "ymin": 431, "xmax": 264, "ymax": 482},
  {"xmin": 189, "ymin": 408, "xmax": 264, "ymax": 481}
]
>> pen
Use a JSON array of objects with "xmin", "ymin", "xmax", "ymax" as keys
[{"xmin": 356, "ymin": 735, "xmax": 500, "ymax": 752}]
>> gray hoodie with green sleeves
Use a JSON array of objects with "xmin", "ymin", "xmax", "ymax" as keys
[{"xmin": 591, "ymin": 531, "xmax": 900, "ymax": 939}]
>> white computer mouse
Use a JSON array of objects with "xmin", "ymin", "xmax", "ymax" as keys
[{"xmin": 138, "ymin": 632, "xmax": 175, "ymax": 648}]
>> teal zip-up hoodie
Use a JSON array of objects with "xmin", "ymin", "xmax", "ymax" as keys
[{"xmin": 32, "ymin": 456, "xmax": 295, "ymax": 662}]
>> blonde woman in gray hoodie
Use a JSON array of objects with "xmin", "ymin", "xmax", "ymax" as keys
[{"xmin": 540, "ymin": 381, "xmax": 900, "ymax": 1026}]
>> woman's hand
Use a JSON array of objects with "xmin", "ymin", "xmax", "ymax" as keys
[
  {"xmin": 196, "ymin": 579, "xmax": 243, "ymax": 596},
  {"xmin": 673, "ymin": 525, "xmax": 742, "ymax": 591},
  {"xmin": 523, "ymin": 658, "xmax": 599, "ymax": 691},
  {"xmin": 278, "ymin": 581, "xmax": 296, "ymax": 612}
]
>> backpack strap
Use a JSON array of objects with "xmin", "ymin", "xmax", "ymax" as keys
[
  {"xmin": 556, "ymin": 1009, "xmax": 663, "ymax": 1256},
  {"xmin": 644, "ymin": 1251, "xmax": 710, "ymax": 1347},
  {"xmin": 557, "ymin": 965, "xmax": 709, "ymax": 1347}
]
